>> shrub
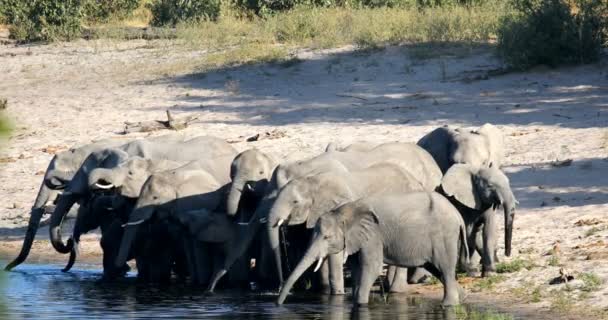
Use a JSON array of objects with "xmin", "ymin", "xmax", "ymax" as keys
[
  {"xmin": 2, "ymin": 0, "xmax": 84, "ymax": 42},
  {"xmin": 150, "ymin": 0, "xmax": 223, "ymax": 26},
  {"xmin": 83, "ymin": 0, "xmax": 141, "ymax": 22},
  {"xmin": 497, "ymin": 0, "xmax": 608, "ymax": 69}
]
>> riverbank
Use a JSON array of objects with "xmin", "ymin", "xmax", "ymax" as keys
[{"xmin": 1, "ymin": 35, "xmax": 607, "ymax": 319}]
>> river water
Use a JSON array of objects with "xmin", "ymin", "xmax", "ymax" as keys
[{"xmin": 0, "ymin": 262, "xmax": 518, "ymax": 319}]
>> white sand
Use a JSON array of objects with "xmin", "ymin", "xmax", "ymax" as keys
[{"xmin": 1, "ymin": 37, "xmax": 607, "ymax": 316}]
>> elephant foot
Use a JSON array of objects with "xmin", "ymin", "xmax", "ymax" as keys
[
  {"xmin": 481, "ymin": 270, "xmax": 497, "ymax": 278},
  {"xmin": 441, "ymin": 296, "xmax": 461, "ymax": 307},
  {"xmin": 388, "ymin": 280, "xmax": 408, "ymax": 293},
  {"xmin": 321, "ymin": 286, "xmax": 332, "ymax": 295},
  {"xmin": 457, "ymin": 286, "xmax": 468, "ymax": 302},
  {"xmin": 331, "ymin": 288, "xmax": 345, "ymax": 295}
]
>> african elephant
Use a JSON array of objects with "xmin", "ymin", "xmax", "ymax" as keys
[
  {"xmin": 277, "ymin": 192, "xmax": 468, "ymax": 306},
  {"xmin": 174, "ymin": 209, "xmax": 263, "ymax": 291},
  {"xmin": 439, "ymin": 163, "xmax": 518, "ymax": 276},
  {"xmin": 48, "ymin": 136, "xmax": 236, "ymax": 260},
  {"xmin": 114, "ymin": 167, "xmax": 228, "ymax": 282},
  {"xmin": 264, "ymin": 142, "xmax": 442, "ymax": 287},
  {"xmin": 267, "ymin": 163, "xmax": 428, "ymax": 294},
  {"xmin": 417, "ymin": 123, "xmax": 504, "ymax": 174},
  {"xmin": 324, "ymin": 141, "xmax": 378, "ymax": 153},
  {"xmin": 226, "ymin": 149, "xmax": 276, "ymax": 220},
  {"xmin": 4, "ymin": 138, "xmax": 127, "ymax": 271}
]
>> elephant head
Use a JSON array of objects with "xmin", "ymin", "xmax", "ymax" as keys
[
  {"xmin": 277, "ymin": 201, "xmax": 379, "ymax": 304},
  {"xmin": 226, "ymin": 149, "xmax": 275, "ymax": 217},
  {"xmin": 5, "ymin": 140, "xmax": 126, "ymax": 271},
  {"xmin": 441, "ymin": 163, "xmax": 518, "ymax": 256},
  {"xmin": 89, "ymin": 157, "xmax": 182, "ymax": 199},
  {"xmin": 49, "ymin": 148, "xmax": 130, "ymax": 255},
  {"xmin": 115, "ymin": 170, "xmax": 222, "ymax": 269}
]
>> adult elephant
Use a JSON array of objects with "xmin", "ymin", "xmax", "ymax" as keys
[
  {"xmin": 417, "ymin": 123, "xmax": 504, "ymax": 174},
  {"xmin": 4, "ymin": 138, "xmax": 129, "ymax": 271},
  {"xmin": 114, "ymin": 166, "xmax": 229, "ymax": 282},
  {"xmin": 60, "ymin": 155, "xmax": 234, "ymax": 274},
  {"xmin": 266, "ymin": 163, "xmax": 428, "ymax": 294},
  {"xmin": 439, "ymin": 163, "xmax": 518, "ymax": 276},
  {"xmin": 263, "ymin": 142, "xmax": 442, "ymax": 287},
  {"xmin": 277, "ymin": 192, "xmax": 468, "ymax": 306},
  {"xmin": 48, "ymin": 136, "xmax": 236, "ymax": 259}
]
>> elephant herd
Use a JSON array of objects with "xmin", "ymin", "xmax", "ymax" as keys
[{"xmin": 5, "ymin": 123, "xmax": 518, "ymax": 307}]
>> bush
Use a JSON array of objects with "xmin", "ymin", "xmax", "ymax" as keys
[
  {"xmin": 497, "ymin": 0, "xmax": 608, "ymax": 69},
  {"xmin": 2, "ymin": 0, "xmax": 84, "ymax": 42},
  {"xmin": 150, "ymin": 0, "xmax": 223, "ymax": 26},
  {"xmin": 83, "ymin": 0, "xmax": 141, "ymax": 22}
]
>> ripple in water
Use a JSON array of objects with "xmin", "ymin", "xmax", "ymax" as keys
[{"xmin": 0, "ymin": 263, "xmax": 518, "ymax": 319}]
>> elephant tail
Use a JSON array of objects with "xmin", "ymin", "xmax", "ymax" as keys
[{"xmin": 459, "ymin": 222, "xmax": 469, "ymax": 266}]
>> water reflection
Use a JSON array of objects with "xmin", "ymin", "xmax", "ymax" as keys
[{"xmin": 0, "ymin": 263, "xmax": 517, "ymax": 320}]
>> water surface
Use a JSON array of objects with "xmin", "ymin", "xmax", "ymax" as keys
[{"xmin": 0, "ymin": 263, "xmax": 517, "ymax": 319}]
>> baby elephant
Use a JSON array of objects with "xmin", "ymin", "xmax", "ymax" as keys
[{"xmin": 277, "ymin": 192, "xmax": 468, "ymax": 307}]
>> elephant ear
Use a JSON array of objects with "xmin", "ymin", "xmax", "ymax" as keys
[
  {"xmin": 441, "ymin": 164, "xmax": 482, "ymax": 210},
  {"xmin": 101, "ymin": 148, "xmax": 130, "ymax": 168},
  {"xmin": 340, "ymin": 203, "xmax": 380, "ymax": 256},
  {"xmin": 306, "ymin": 175, "xmax": 355, "ymax": 229}
]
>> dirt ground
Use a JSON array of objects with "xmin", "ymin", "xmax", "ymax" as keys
[{"xmin": 0, "ymin": 34, "xmax": 607, "ymax": 318}]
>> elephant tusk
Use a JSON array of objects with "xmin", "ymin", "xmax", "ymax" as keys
[
  {"xmin": 121, "ymin": 219, "xmax": 144, "ymax": 227},
  {"xmin": 237, "ymin": 222, "xmax": 249, "ymax": 226},
  {"xmin": 259, "ymin": 217, "xmax": 268, "ymax": 223},
  {"xmin": 94, "ymin": 182, "xmax": 115, "ymax": 190},
  {"xmin": 277, "ymin": 219, "xmax": 284, "ymax": 227},
  {"xmin": 343, "ymin": 252, "xmax": 348, "ymax": 264},
  {"xmin": 314, "ymin": 257, "xmax": 324, "ymax": 273},
  {"xmin": 245, "ymin": 184, "xmax": 254, "ymax": 191}
]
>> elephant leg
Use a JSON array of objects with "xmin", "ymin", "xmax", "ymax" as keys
[
  {"xmin": 319, "ymin": 258, "xmax": 331, "ymax": 294},
  {"xmin": 100, "ymin": 220, "xmax": 129, "ymax": 280},
  {"xmin": 195, "ymin": 242, "xmax": 212, "ymax": 286},
  {"xmin": 407, "ymin": 267, "xmax": 430, "ymax": 284},
  {"xmin": 425, "ymin": 262, "xmax": 460, "ymax": 306},
  {"xmin": 463, "ymin": 222, "xmax": 482, "ymax": 276},
  {"xmin": 386, "ymin": 265, "xmax": 396, "ymax": 288},
  {"xmin": 389, "ymin": 267, "xmax": 408, "ymax": 293},
  {"xmin": 481, "ymin": 209, "xmax": 497, "ymax": 277},
  {"xmin": 328, "ymin": 252, "xmax": 345, "ymax": 295},
  {"xmin": 355, "ymin": 248, "xmax": 383, "ymax": 306},
  {"xmin": 349, "ymin": 254, "xmax": 361, "ymax": 297},
  {"xmin": 183, "ymin": 238, "xmax": 197, "ymax": 284}
]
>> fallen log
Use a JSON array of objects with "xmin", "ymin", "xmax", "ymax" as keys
[{"xmin": 122, "ymin": 110, "xmax": 198, "ymax": 134}]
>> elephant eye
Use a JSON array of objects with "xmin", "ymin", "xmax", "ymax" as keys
[
  {"xmin": 153, "ymin": 196, "xmax": 158, "ymax": 200},
  {"xmin": 259, "ymin": 171, "xmax": 264, "ymax": 175},
  {"xmin": 323, "ymin": 234, "xmax": 331, "ymax": 240},
  {"xmin": 128, "ymin": 171, "xmax": 133, "ymax": 175},
  {"xmin": 293, "ymin": 200, "xmax": 298, "ymax": 204}
]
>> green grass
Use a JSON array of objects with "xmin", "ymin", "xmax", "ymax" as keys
[
  {"xmin": 453, "ymin": 305, "xmax": 513, "ymax": 320},
  {"xmin": 585, "ymin": 226, "xmax": 604, "ymax": 237},
  {"xmin": 496, "ymin": 258, "xmax": 536, "ymax": 273},
  {"xmin": 580, "ymin": 272, "xmax": 604, "ymax": 292},
  {"xmin": 473, "ymin": 275, "xmax": 506, "ymax": 292},
  {"xmin": 548, "ymin": 255, "xmax": 560, "ymax": 267},
  {"xmin": 550, "ymin": 290, "xmax": 574, "ymax": 312}
]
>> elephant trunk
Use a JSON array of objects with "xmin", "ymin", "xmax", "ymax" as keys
[
  {"xmin": 4, "ymin": 186, "xmax": 50, "ymax": 270},
  {"xmin": 89, "ymin": 168, "xmax": 119, "ymax": 189},
  {"xmin": 115, "ymin": 225, "xmax": 138, "ymax": 268},
  {"xmin": 49, "ymin": 193, "xmax": 78, "ymax": 254},
  {"xmin": 268, "ymin": 224, "xmax": 284, "ymax": 285},
  {"xmin": 503, "ymin": 201, "xmax": 515, "ymax": 257},
  {"xmin": 226, "ymin": 178, "xmax": 246, "ymax": 216},
  {"xmin": 45, "ymin": 169, "xmax": 73, "ymax": 190},
  {"xmin": 277, "ymin": 239, "xmax": 325, "ymax": 305}
]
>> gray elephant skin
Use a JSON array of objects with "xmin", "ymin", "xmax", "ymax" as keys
[
  {"xmin": 5, "ymin": 138, "xmax": 128, "ymax": 271},
  {"xmin": 278, "ymin": 192, "xmax": 468, "ymax": 306},
  {"xmin": 48, "ymin": 136, "xmax": 236, "ymax": 260},
  {"xmin": 267, "ymin": 163, "xmax": 429, "ymax": 294},
  {"xmin": 440, "ymin": 163, "xmax": 518, "ymax": 276},
  {"xmin": 114, "ymin": 166, "xmax": 229, "ymax": 282},
  {"xmin": 417, "ymin": 123, "xmax": 504, "ymax": 173},
  {"xmin": 263, "ymin": 142, "xmax": 442, "ymax": 287}
]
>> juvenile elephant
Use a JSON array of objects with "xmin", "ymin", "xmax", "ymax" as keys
[
  {"xmin": 439, "ymin": 163, "xmax": 518, "ymax": 276},
  {"xmin": 114, "ymin": 167, "xmax": 228, "ymax": 282},
  {"xmin": 226, "ymin": 149, "xmax": 276, "ymax": 220},
  {"xmin": 277, "ymin": 192, "xmax": 468, "ymax": 306},
  {"xmin": 174, "ymin": 209, "xmax": 262, "ymax": 291},
  {"xmin": 48, "ymin": 136, "xmax": 236, "ymax": 260},
  {"xmin": 417, "ymin": 123, "xmax": 504, "ymax": 174},
  {"xmin": 267, "ymin": 163, "xmax": 428, "ymax": 294},
  {"xmin": 5, "ymin": 138, "xmax": 127, "ymax": 271},
  {"xmin": 264, "ymin": 142, "xmax": 442, "ymax": 286}
]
